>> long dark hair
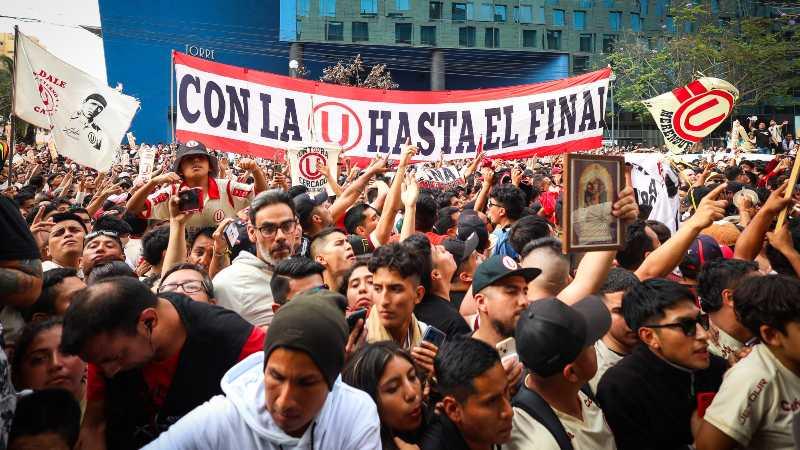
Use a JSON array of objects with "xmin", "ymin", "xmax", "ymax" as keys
[{"xmin": 342, "ymin": 341, "xmax": 424, "ymax": 450}]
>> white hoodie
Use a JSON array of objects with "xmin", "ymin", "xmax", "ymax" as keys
[
  {"xmin": 213, "ymin": 251, "xmax": 276, "ymax": 327},
  {"xmin": 142, "ymin": 352, "xmax": 383, "ymax": 450}
]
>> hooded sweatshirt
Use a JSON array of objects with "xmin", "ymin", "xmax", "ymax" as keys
[
  {"xmin": 143, "ymin": 352, "xmax": 382, "ymax": 450},
  {"xmin": 213, "ymin": 251, "xmax": 276, "ymax": 327}
]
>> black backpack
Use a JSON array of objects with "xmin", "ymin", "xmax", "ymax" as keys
[{"xmin": 511, "ymin": 384, "xmax": 596, "ymax": 450}]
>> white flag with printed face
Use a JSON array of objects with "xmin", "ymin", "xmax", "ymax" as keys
[{"xmin": 13, "ymin": 31, "xmax": 139, "ymax": 170}]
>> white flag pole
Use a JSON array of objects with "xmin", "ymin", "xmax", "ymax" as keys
[{"xmin": 7, "ymin": 26, "xmax": 19, "ymax": 176}]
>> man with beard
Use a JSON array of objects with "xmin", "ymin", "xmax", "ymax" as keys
[{"xmin": 213, "ymin": 190, "xmax": 296, "ymax": 328}]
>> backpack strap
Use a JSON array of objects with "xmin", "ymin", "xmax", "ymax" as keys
[
  {"xmin": 511, "ymin": 384, "xmax": 574, "ymax": 450},
  {"xmin": 580, "ymin": 383, "xmax": 596, "ymax": 403}
]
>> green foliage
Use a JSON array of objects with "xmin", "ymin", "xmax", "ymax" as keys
[
  {"xmin": 602, "ymin": 4, "xmax": 800, "ymax": 118},
  {"xmin": 0, "ymin": 55, "xmax": 13, "ymax": 121}
]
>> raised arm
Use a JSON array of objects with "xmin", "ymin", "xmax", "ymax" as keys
[
  {"xmin": 734, "ymin": 181, "xmax": 792, "ymax": 261},
  {"xmin": 636, "ymin": 183, "xmax": 728, "ymax": 281},
  {"xmin": 237, "ymin": 158, "xmax": 267, "ymax": 194},
  {"xmin": 473, "ymin": 167, "xmax": 494, "ymax": 213},
  {"xmin": 0, "ymin": 258, "xmax": 43, "ymax": 308},
  {"xmin": 161, "ymin": 196, "xmax": 192, "ymax": 275},
  {"xmin": 766, "ymin": 225, "xmax": 800, "ymax": 277},
  {"xmin": 559, "ymin": 185, "xmax": 638, "ymax": 304},
  {"xmin": 400, "ymin": 173, "xmax": 419, "ymax": 242},
  {"xmin": 125, "ymin": 172, "xmax": 182, "ymax": 216}
]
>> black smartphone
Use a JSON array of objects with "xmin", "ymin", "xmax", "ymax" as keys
[
  {"xmin": 422, "ymin": 326, "xmax": 446, "ymax": 347},
  {"xmin": 346, "ymin": 308, "xmax": 368, "ymax": 331},
  {"xmin": 178, "ymin": 187, "xmax": 203, "ymax": 213},
  {"xmin": 274, "ymin": 164, "xmax": 283, "ymax": 173}
]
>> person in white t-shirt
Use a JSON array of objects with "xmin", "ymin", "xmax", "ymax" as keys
[
  {"xmin": 696, "ymin": 275, "xmax": 800, "ymax": 450},
  {"xmin": 506, "ymin": 296, "xmax": 616, "ymax": 450},
  {"xmin": 589, "ymin": 268, "xmax": 641, "ymax": 394},
  {"xmin": 126, "ymin": 140, "xmax": 267, "ymax": 231}
]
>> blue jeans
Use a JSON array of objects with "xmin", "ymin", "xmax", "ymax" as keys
[{"xmin": 757, "ymin": 147, "xmax": 770, "ymax": 154}]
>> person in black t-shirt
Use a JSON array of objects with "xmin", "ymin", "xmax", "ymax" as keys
[{"xmin": 753, "ymin": 122, "xmax": 772, "ymax": 154}]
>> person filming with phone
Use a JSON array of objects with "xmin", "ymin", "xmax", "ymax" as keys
[{"xmin": 126, "ymin": 140, "xmax": 267, "ymax": 230}]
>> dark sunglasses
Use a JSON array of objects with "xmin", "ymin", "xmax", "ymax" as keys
[{"xmin": 643, "ymin": 313, "xmax": 710, "ymax": 337}]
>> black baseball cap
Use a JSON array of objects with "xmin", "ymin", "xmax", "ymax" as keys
[
  {"xmin": 172, "ymin": 140, "xmax": 219, "ymax": 178},
  {"xmin": 294, "ymin": 191, "xmax": 328, "ymax": 228},
  {"xmin": 347, "ymin": 234, "xmax": 373, "ymax": 256},
  {"xmin": 471, "ymin": 255, "xmax": 541, "ymax": 295},
  {"xmin": 457, "ymin": 212, "xmax": 489, "ymax": 253},
  {"xmin": 516, "ymin": 296, "xmax": 611, "ymax": 377},
  {"xmin": 443, "ymin": 232, "xmax": 479, "ymax": 264}
]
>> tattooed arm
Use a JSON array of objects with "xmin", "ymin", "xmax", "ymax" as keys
[{"xmin": 0, "ymin": 259, "xmax": 43, "ymax": 308}]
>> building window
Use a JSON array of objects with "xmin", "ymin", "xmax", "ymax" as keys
[
  {"xmin": 352, "ymin": 22, "xmax": 369, "ymax": 41},
  {"xmin": 523, "ymin": 29, "xmax": 537, "ymax": 47},
  {"xmin": 574, "ymin": 55, "xmax": 590, "ymax": 74},
  {"xmin": 298, "ymin": 0, "xmax": 310, "ymax": 16},
  {"xmin": 547, "ymin": 30, "xmax": 562, "ymax": 50},
  {"xmin": 647, "ymin": 36, "xmax": 657, "ymax": 50},
  {"xmin": 360, "ymin": 0, "xmax": 377, "ymax": 13},
  {"xmin": 665, "ymin": 15, "xmax": 675, "ymax": 32},
  {"xmin": 579, "ymin": 0, "xmax": 594, "ymax": 7},
  {"xmin": 421, "ymin": 25, "xmax": 437, "ymax": 45},
  {"xmin": 479, "ymin": 3, "xmax": 493, "ymax": 21},
  {"xmin": 603, "ymin": 0, "xmax": 614, "ymax": 7},
  {"xmin": 609, "ymin": 11, "xmax": 621, "ymax": 31},
  {"xmin": 535, "ymin": 6, "xmax": 545, "ymax": 24},
  {"xmin": 574, "ymin": 10, "xmax": 586, "ymax": 30},
  {"xmin": 396, "ymin": 0, "xmax": 409, "ymax": 11},
  {"xmin": 459, "ymin": 26, "xmax": 476, "ymax": 46},
  {"xmin": 494, "ymin": 5, "xmax": 507, "ymax": 22},
  {"xmin": 711, "ymin": 0, "xmax": 719, "ymax": 14},
  {"xmin": 602, "ymin": 34, "xmax": 616, "ymax": 52},
  {"xmin": 641, "ymin": 0, "xmax": 649, "ymax": 16},
  {"xmin": 553, "ymin": 9, "xmax": 565, "ymax": 26},
  {"xmin": 546, "ymin": 0, "xmax": 559, "ymax": 4},
  {"xmin": 453, "ymin": 3, "xmax": 467, "ymax": 20},
  {"xmin": 395, "ymin": 23, "xmax": 412, "ymax": 43},
  {"xmin": 579, "ymin": 33, "xmax": 594, "ymax": 52},
  {"xmin": 631, "ymin": 13, "xmax": 641, "ymax": 31},
  {"xmin": 430, "ymin": 2, "xmax": 443, "ymax": 19},
  {"xmin": 320, "ymin": 0, "xmax": 336, "ymax": 17},
  {"xmin": 485, "ymin": 27, "xmax": 500, "ymax": 47},
  {"xmin": 514, "ymin": 5, "xmax": 533, "ymax": 23},
  {"xmin": 683, "ymin": 21, "xmax": 693, "ymax": 33},
  {"xmin": 326, "ymin": 21, "xmax": 343, "ymax": 40}
]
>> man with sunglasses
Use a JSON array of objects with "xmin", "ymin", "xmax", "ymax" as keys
[
  {"xmin": 213, "ymin": 190, "xmax": 297, "ymax": 328},
  {"xmin": 596, "ymin": 278, "xmax": 727, "ymax": 450}
]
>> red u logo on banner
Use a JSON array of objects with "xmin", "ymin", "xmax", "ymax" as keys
[{"xmin": 311, "ymin": 102, "xmax": 362, "ymax": 150}]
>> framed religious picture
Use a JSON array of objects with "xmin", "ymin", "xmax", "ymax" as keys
[{"xmin": 563, "ymin": 153, "xmax": 625, "ymax": 252}]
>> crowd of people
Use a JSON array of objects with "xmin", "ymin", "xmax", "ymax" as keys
[{"xmin": 0, "ymin": 123, "xmax": 799, "ymax": 450}]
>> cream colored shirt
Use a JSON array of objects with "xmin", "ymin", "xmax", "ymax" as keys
[
  {"xmin": 589, "ymin": 339, "xmax": 625, "ymax": 394},
  {"xmin": 505, "ymin": 390, "xmax": 617, "ymax": 450},
  {"xmin": 707, "ymin": 321, "xmax": 744, "ymax": 362},
  {"xmin": 704, "ymin": 344, "xmax": 800, "ymax": 450}
]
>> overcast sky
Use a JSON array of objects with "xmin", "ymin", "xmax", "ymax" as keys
[{"xmin": 0, "ymin": 0, "xmax": 106, "ymax": 82}]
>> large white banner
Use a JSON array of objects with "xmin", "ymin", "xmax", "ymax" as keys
[
  {"xmin": 642, "ymin": 78, "xmax": 738, "ymax": 154},
  {"xmin": 13, "ymin": 31, "xmax": 139, "ymax": 171},
  {"xmin": 174, "ymin": 52, "xmax": 610, "ymax": 162}
]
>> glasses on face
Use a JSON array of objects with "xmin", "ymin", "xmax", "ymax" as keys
[
  {"xmin": 643, "ymin": 313, "xmax": 710, "ymax": 337},
  {"xmin": 158, "ymin": 280, "xmax": 207, "ymax": 295},
  {"xmin": 488, "ymin": 201, "xmax": 504, "ymax": 209},
  {"xmin": 86, "ymin": 230, "xmax": 119, "ymax": 241},
  {"xmin": 256, "ymin": 219, "xmax": 297, "ymax": 238}
]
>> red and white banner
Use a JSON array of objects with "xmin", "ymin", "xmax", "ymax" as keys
[
  {"xmin": 174, "ymin": 52, "xmax": 610, "ymax": 161},
  {"xmin": 643, "ymin": 78, "xmax": 738, "ymax": 154}
]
